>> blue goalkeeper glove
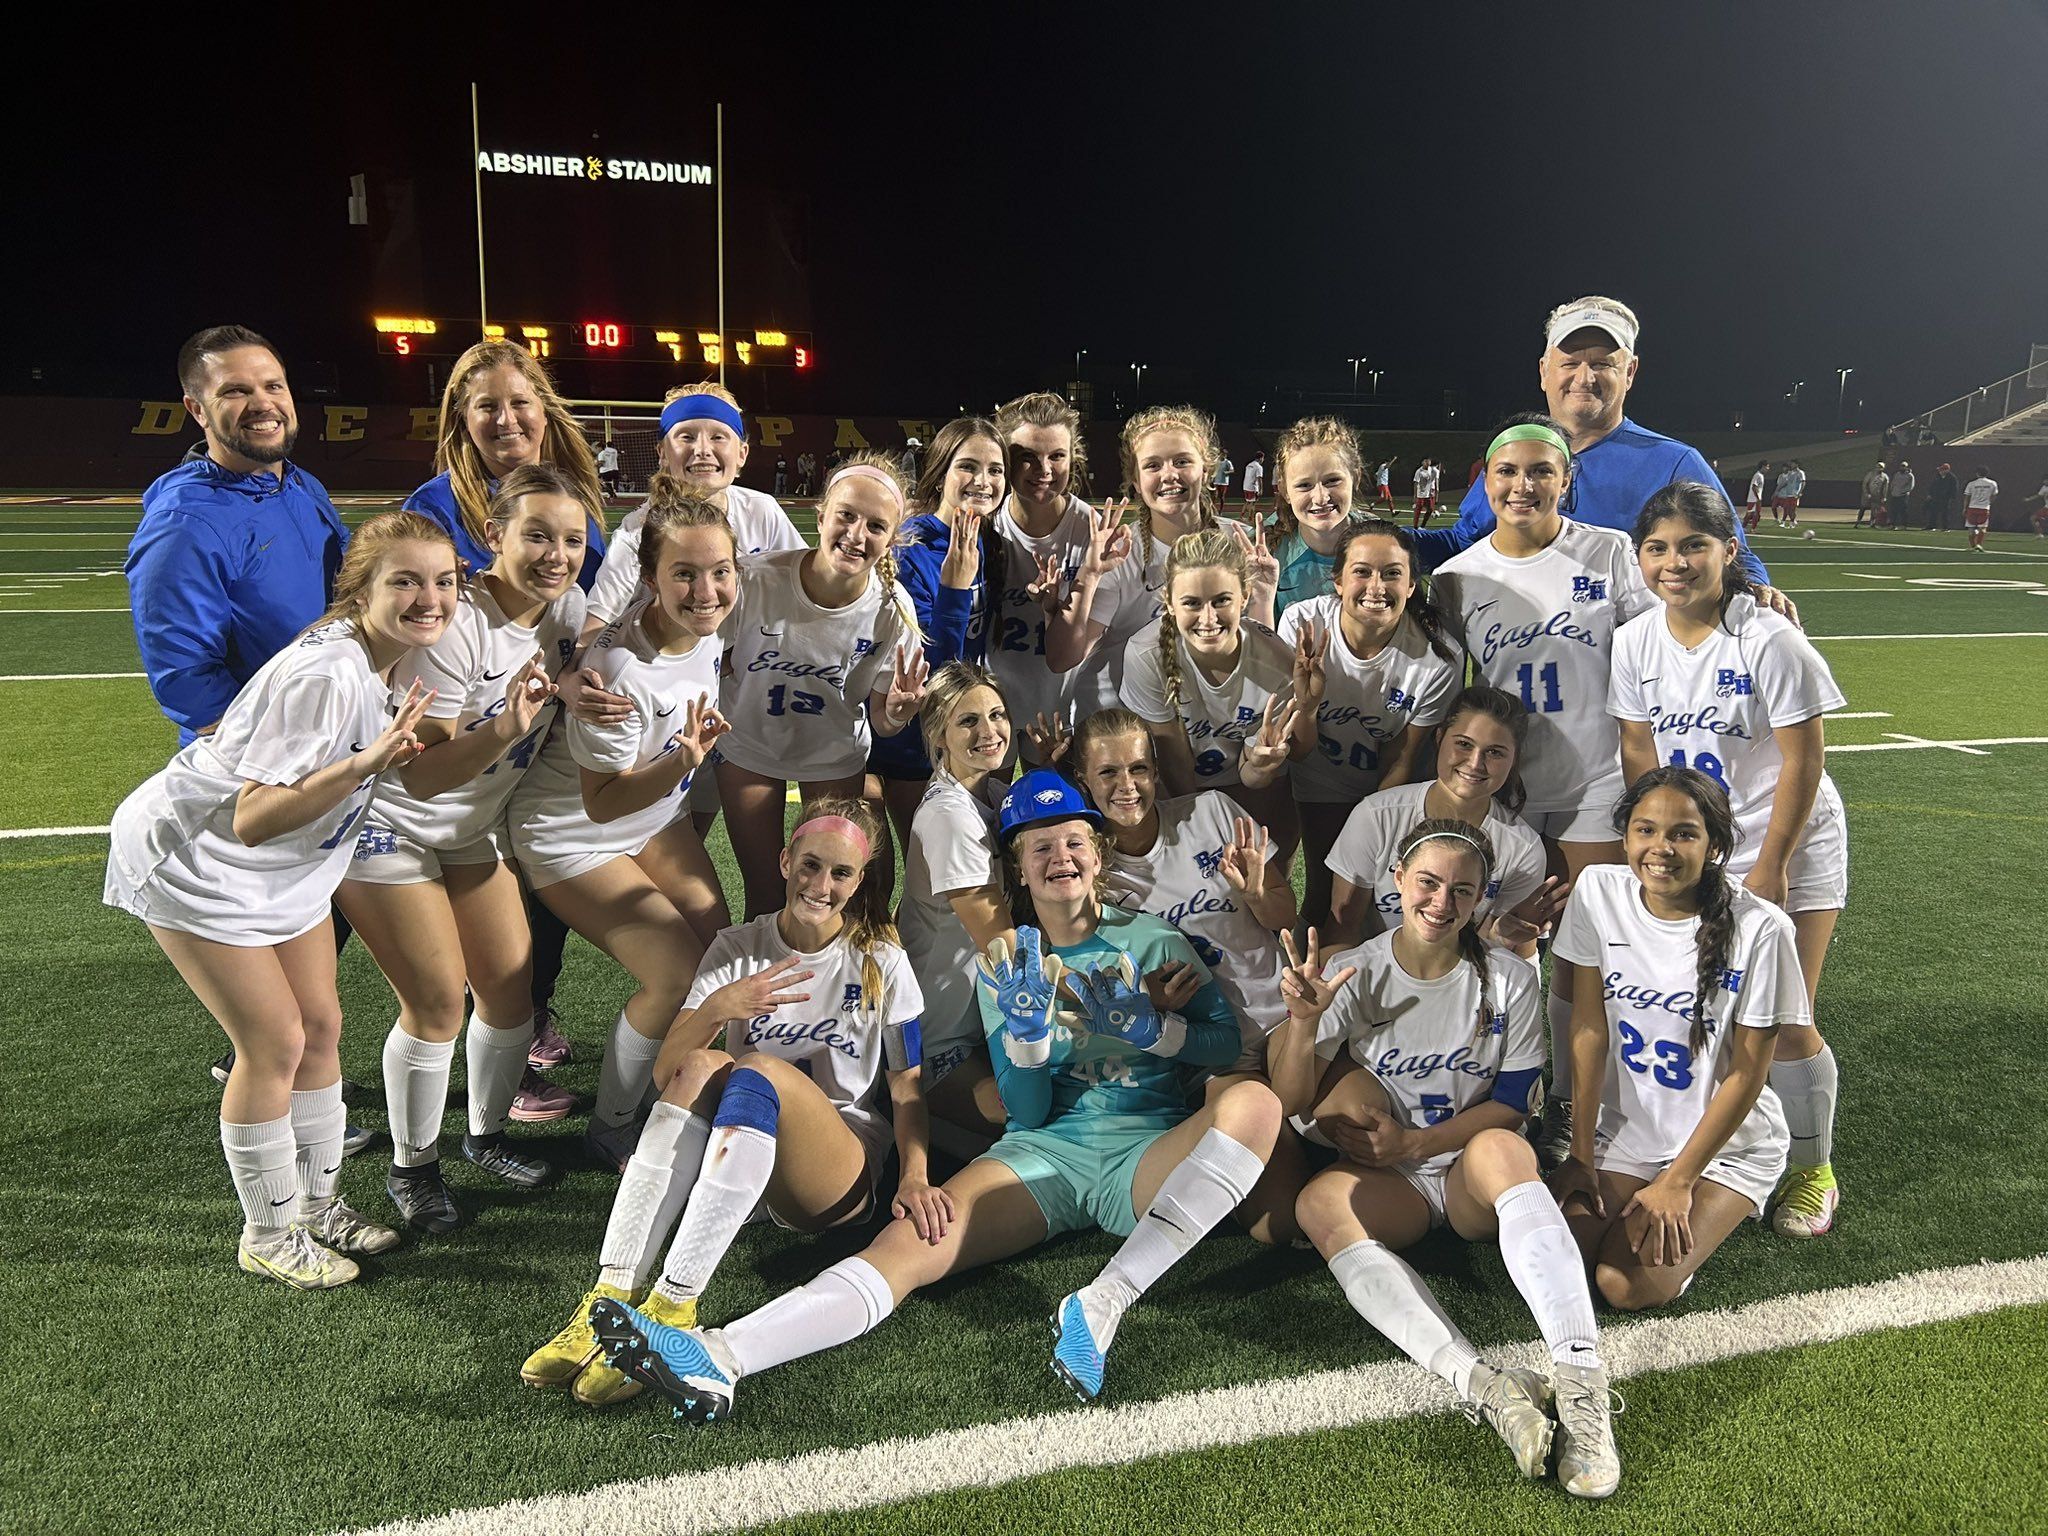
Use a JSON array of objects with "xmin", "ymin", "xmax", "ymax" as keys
[
  {"xmin": 975, "ymin": 928, "xmax": 1071, "ymax": 1067},
  {"xmin": 1066, "ymin": 956, "xmax": 1184, "ymax": 1055}
]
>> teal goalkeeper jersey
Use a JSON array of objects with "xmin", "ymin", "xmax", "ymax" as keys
[
  {"xmin": 1273, "ymin": 532, "xmax": 1338, "ymax": 623},
  {"xmin": 979, "ymin": 905, "xmax": 1242, "ymax": 1128}
]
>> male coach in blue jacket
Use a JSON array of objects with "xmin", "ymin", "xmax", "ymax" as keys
[{"xmin": 127, "ymin": 325, "xmax": 349, "ymax": 743}]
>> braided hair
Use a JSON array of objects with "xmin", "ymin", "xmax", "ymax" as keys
[
  {"xmin": 1632, "ymin": 480, "xmax": 1759, "ymax": 625},
  {"xmin": 1611, "ymin": 766, "xmax": 1740, "ymax": 1052},
  {"xmin": 822, "ymin": 449, "xmax": 924, "ymax": 650},
  {"xmin": 1333, "ymin": 517, "xmax": 1456, "ymax": 664},
  {"xmin": 792, "ymin": 795, "xmax": 898, "ymax": 1036},
  {"xmin": 1156, "ymin": 529, "xmax": 1248, "ymax": 717},
  {"xmin": 633, "ymin": 470, "xmax": 736, "ymax": 588},
  {"xmin": 1431, "ymin": 685, "xmax": 1531, "ymax": 815},
  {"xmin": 1393, "ymin": 817, "xmax": 1499, "ymax": 1046}
]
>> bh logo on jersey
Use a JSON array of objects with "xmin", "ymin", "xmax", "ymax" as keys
[
  {"xmin": 352, "ymin": 826, "xmax": 398, "ymax": 860},
  {"xmin": 839, "ymin": 983, "xmax": 863, "ymax": 1014},
  {"xmin": 1193, "ymin": 847, "xmax": 1224, "ymax": 879},
  {"xmin": 852, "ymin": 639, "xmax": 874, "ymax": 658},
  {"xmin": 1484, "ymin": 1008, "xmax": 1507, "ymax": 1037},
  {"xmin": 1571, "ymin": 576, "xmax": 1608, "ymax": 603},
  {"xmin": 1714, "ymin": 669, "xmax": 1755, "ymax": 698},
  {"xmin": 1717, "ymin": 967, "xmax": 1746, "ymax": 994},
  {"xmin": 1387, "ymin": 685, "xmax": 1418, "ymax": 714}
]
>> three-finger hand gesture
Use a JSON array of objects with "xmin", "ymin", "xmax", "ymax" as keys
[
  {"xmin": 1278, "ymin": 926, "xmax": 1357, "ymax": 1024},
  {"xmin": 1291, "ymin": 622, "xmax": 1330, "ymax": 707},
  {"xmin": 940, "ymin": 507, "xmax": 984, "ymax": 590},
  {"xmin": 1237, "ymin": 695, "xmax": 1299, "ymax": 786},
  {"xmin": 882, "ymin": 643, "xmax": 931, "ymax": 731},
  {"xmin": 664, "ymin": 693, "xmax": 730, "ymax": 773},
  {"xmin": 1025, "ymin": 710, "xmax": 1073, "ymax": 766},
  {"xmin": 706, "ymin": 953, "xmax": 815, "ymax": 1024},
  {"xmin": 1218, "ymin": 815, "xmax": 1271, "ymax": 901}
]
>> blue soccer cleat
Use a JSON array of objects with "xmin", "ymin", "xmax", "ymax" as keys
[
  {"xmin": 588, "ymin": 1296, "xmax": 734, "ymax": 1423},
  {"xmin": 1049, "ymin": 1292, "xmax": 1108, "ymax": 1403}
]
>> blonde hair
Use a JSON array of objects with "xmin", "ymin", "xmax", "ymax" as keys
[
  {"xmin": 313, "ymin": 511, "xmax": 458, "ymax": 631},
  {"xmin": 791, "ymin": 795, "xmax": 898, "ymax": 1033},
  {"xmin": 636, "ymin": 471, "xmax": 737, "ymax": 588},
  {"xmin": 1270, "ymin": 416, "xmax": 1364, "ymax": 542},
  {"xmin": 918, "ymin": 661, "xmax": 1008, "ymax": 767},
  {"xmin": 820, "ymin": 449, "xmax": 923, "ymax": 649},
  {"xmin": 1121, "ymin": 404, "xmax": 1224, "ymax": 528},
  {"xmin": 487, "ymin": 462, "xmax": 604, "ymax": 540},
  {"xmin": 434, "ymin": 342, "xmax": 605, "ymax": 551},
  {"xmin": 661, "ymin": 381, "xmax": 743, "ymax": 413},
  {"xmin": 1155, "ymin": 528, "xmax": 1248, "ymax": 716},
  {"xmin": 994, "ymin": 390, "xmax": 1090, "ymax": 497},
  {"xmin": 999, "ymin": 816, "xmax": 1118, "ymax": 931}
]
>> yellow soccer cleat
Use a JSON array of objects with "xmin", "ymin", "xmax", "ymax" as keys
[
  {"xmin": 522, "ymin": 1283, "xmax": 637, "ymax": 1391},
  {"xmin": 572, "ymin": 1291, "xmax": 698, "ymax": 1407},
  {"xmin": 1770, "ymin": 1164, "xmax": 1840, "ymax": 1239}
]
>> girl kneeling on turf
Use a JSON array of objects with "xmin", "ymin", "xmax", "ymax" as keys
[
  {"xmin": 104, "ymin": 511, "xmax": 455, "ymax": 1288},
  {"xmin": 1614, "ymin": 482, "xmax": 1849, "ymax": 1239},
  {"xmin": 508, "ymin": 483, "xmax": 733, "ymax": 1167},
  {"xmin": 583, "ymin": 770, "xmax": 1281, "ymax": 1421},
  {"xmin": 524, "ymin": 797, "xmax": 937, "ymax": 1407},
  {"xmin": 341, "ymin": 465, "xmax": 587, "ymax": 1235},
  {"xmin": 1548, "ymin": 768, "xmax": 1801, "ymax": 1310},
  {"xmin": 1272, "ymin": 821, "xmax": 1618, "ymax": 1499}
]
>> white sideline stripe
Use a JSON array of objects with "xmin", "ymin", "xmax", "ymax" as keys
[
  {"xmin": 0, "ymin": 671, "xmax": 143, "ymax": 681},
  {"xmin": 1780, "ymin": 585, "xmax": 2040, "ymax": 593},
  {"xmin": 1756, "ymin": 531, "xmax": 2048, "ymax": 560},
  {"xmin": 1832, "ymin": 736, "xmax": 2048, "ymax": 754},
  {"xmin": 0, "ymin": 825, "xmax": 108, "ymax": 840},
  {"xmin": 341, "ymin": 1255, "xmax": 2048, "ymax": 1536},
  {"xmin": 1813, "ymin": 631, "xmax": 2048, "ymax": 640},
  {"xmin": 1826, "ymin": 710, "xmax": 1892, "ymax": 719},
  {"xmin": 0, "ymin": 607, "xmax": 132, "ymax": 614}
]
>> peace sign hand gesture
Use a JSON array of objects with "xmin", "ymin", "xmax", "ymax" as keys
[
  {"xmin": 881, "ymin": 643, "xmax": 931, "ymax": 732},
  {"xmin": 354, "ymin": 680, "xmax": 437, "ymax": 775},
  {"xmin": 1231, "ymin": 519, "xmax": 1280, "ymax": 608},
  {"xmin": 1218, "ymin": 815, "xmax": 1272, "ymax": 901},
  {"xmin": 663, "ymin": 694, "xmax": 730, "ymax": 774},
  {"xmin": 1290, "ymin": 622, "xmax": 1330, "ymax": 707},
  {"xmin": 1278, "ymin": 926, "xmax": 1358, "ymax": 1026},
  {"xmin": 940, "ymin": 507, "xmax": 984, "ymax": 590},
  {"xmin": 495, "ymin": 649, "xmax": 558, "ymax": 742},
  {"xmin": 1236, "ymin": 695, "xmax": 1299, "ymax": 788}
]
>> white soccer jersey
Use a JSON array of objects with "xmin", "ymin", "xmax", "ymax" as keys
[
  {"xmin": 1609, "ymin": 596, "xmax": 1847, "ymax": 879},
  {"xmin": 1088, "ymin": 517, "xmax": 1257, "ymax": 714},
  {"xmin": 1746, "ymin": 471, "xmax": 1767, "ymax": 504},
  {"xmin": 370, "ymin": 582, "xmax": 585, "ymax": 850},
  {"xmin": 1244, "ymin": 460, "xmax": 1265, "ymax": 495},
  {"xmin": 1276, "ymin": 601, "xmax": 1461, "ymax": 802},
  {"xmin": 1964, "ymin": 477, "xmax": 1998, "ymax": 510},
  {"xmin": 105, "ymin": 621, "xmax": 392, "ymax": 946},
  {"xmin": 1120, "ymin": 619, "xmax": 1295, "ymax": 788},
  {"xmin": 1313, "ymin": 931, "xmax": 1545, "ymax": 1175},
  {"xmin": 686, "ymin": 913, "xmax": 926, "ymax": 1161},
  {"xmin": 715, "ymin": 546, "xmax": 903, "ymax": 780},
  {"xmin": 1432, "ymin": 520, "xmax": 1652, "ymax": 813},
  {"xmin": 1102, "ymin": 791, "xmax": 1288, "ymax": 1042},
  {"xmin": 897, "ymin": 767, "xmax": 1006, "ymax": 1052},
  {"xmin": 586, "ymin": 484, "xmax": 804, "ymax": 623},
  {"xmin": 987, "ymin": 494, "xmax": 1122, "ymax": 727},
  {"xmin": 1325, "ymin": 780, "xmax": 1547, "ymax": 935},
  {"xmin": 509, "ymin": 594, "xmax": 720, "ymax": 876},
  {"xmin": 1551, "ymin": 864, "xmax": 1798, "ymax": 1174}
]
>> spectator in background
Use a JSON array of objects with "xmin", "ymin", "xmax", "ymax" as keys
[
  {"xmin": 1923, "ymin": 462, "xmax": 1959, "ymax": 531},
  {"xmin": 1961, "ymin": 465, "xmax": 1998, "ymax": 552},
  {"xmin": 1467, "ymin": 452, "xmax": 1485, "ymax": 487},
  {"xmin": 774, "ymin": 453, "xmax": 789, "ymax": 496},
  {"xmin": 2028, "ymin": 473, "xmax": 2048, "ymax": 538},
  {"xmin": 795, "ymin": 450, "xmax": 817, "ymax": 497},
  {"xmin": 596, "ymin": 441, "xmax": 622, "ymax": 499},
  {"xmin": 1242, "ymin": 450, "xmax": 1266, "ymax": 504},
  {"xmin": 903, "ymin": 436, "xmax": 923, "ymax": 481},
  {"xmin": 1884, "ymin": 460, "xmax": 1914, "ymax": 530},
  {"xmin": 1855, "ymin": 461, "xmax": 1889, "ymax": 527}
]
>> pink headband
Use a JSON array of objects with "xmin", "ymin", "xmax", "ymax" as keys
[
  {"xmin": 824, "ymin": 463, "xmax": 905, "ymax": 515},
  {"xmin": 792, "ymin": 815, "xmax": 872, "ymax": 862}
]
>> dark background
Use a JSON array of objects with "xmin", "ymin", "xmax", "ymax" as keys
[{"xmin": 15, "ymin": 0, "xmax": 2048, "ymax": 430}]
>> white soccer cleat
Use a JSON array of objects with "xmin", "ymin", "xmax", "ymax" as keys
[
  {"xmin": 1462, "ymin": 1362, "xmax": 1553, "ymax": 1478},
  {"xmin": 1551, "ymin": 1360, "xmax": 1623, "ymax": 1498}
]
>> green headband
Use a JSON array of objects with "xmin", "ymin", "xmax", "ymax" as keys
[{"xmin": 1486, "ymin": 422, "xmax": 1573, "ymax": 467}]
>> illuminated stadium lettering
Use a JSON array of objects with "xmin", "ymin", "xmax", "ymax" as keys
[{"xmin": 478, "ymin": 151, "xmax": 713, "ymax": 186}]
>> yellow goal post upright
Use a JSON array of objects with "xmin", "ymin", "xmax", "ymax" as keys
[{"xmin": 566, "ymin": 397, "xmax": 667, "ymax": 494}]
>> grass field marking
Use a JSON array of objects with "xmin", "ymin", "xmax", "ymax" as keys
[
  {"xmin": 1841, "ymin": 798, "xmax": 2048, "ymax": 825},
  {"xmin": 0, "ymin": 606, "xmax": 132, "ymax": 614},
  {"xmin": 0, "ymin": 671, "xmax": 144, "ymax": 681},
  {"xmin": 1880, "ymin": 731, "xmax": 1989, "ymax": 756},
  {"xmin": 338, "ymin": 1253, "xmax": 2048, "ymax": 1536},
  {"xmin": 1842, "ymin": 572, "xmax": 1900, "ymax": 580},
  {"xmin": 1753, "ymin": 531, "xmax": 2048, "ymax": 561},
  {"xmin": 0, "ymin": 824, "xmax": 109, "ymax": 839},
  {"xmin": 1764, "ymin": 585, "xmax": 2038, "ymax": 594},
  {"xmin": 1825, "ymin": 711, "xmax": 1892, "ymax": 720},
  {"xmin": 0, "ymin": 849, "xmax": 108, "ymax": 873},
  {"xmin": 1811, "ymin": 631, "xmax": 2048, "ymax": 640},
  {"xmin": 1830, "ymin": 735, "xmax": 2048, "ymax": 755}
]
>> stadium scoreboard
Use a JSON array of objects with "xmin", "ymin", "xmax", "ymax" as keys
[{"xmin": 372, "ymin": 317, "xmax": 813, "ymax": 368}]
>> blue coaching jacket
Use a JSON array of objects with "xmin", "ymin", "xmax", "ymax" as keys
[
  {"xmin": 127, "ymin": 456, "xmax": 349, "ymax": 744},
  {"xmin": 1414, "ymin": 416, "xmax": 1770, "ymax": 584},
  {"xmin": 869, "ymin": 510, "xmax": 989, "ymax": 778},
  {"xmin": 403, "ymin": 470, "xmax": 608, "ymax": 592}
]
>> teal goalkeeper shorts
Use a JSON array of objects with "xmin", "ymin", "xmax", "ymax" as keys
[{"xmin": 979, "ymin": 1111, "xmax": 1181, "ymax": 1237}]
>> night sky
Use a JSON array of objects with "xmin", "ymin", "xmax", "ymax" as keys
[{"xmin": 20, "ymin": 1, "xmax": 2048, "ymax": 431}]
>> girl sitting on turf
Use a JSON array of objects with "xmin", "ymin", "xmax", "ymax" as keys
[
  {"xmin": 507, "ymin": 482, "xmax": 733, "ymax": 1168},
  {"xmin": 1268, "ymin": 415, "xmax": 1364, "ymax": 623},
  {"xmin": 895, "ymin": 662, "xmax": 1016, "ymax": 1141},
  {"xmin": 1323, "ymin": 685, "xmax": 1560, "ymax": 951},
  {"xmin": 714, "ymin": 452, "xmax": 927, "ymax": 919},
  {"xmin": 583, "ymin": 769, "xmax": 1281, "ymax": 1421},
  {"xmin": 1271, "ymin": 821, "xmax": 1619, "ymax": 1498},
  {"xmin": 1547, "ymin": 768, "xmax": 1801, "ymax": 1309},
  {"xmin": 526, "ymin": 797, "xmax": 938, "ymax": 1408},
  {"xmin": 1278, "ymin": 517, "xmax": 1463, "ymax": 932},
  {"xmin": 1120, "ymin": 529, "xmax": 1310, "ymax": 856},
  {"xmin": 103, "ymin": 511, "xmax": 454, "ymax": 1288},
  {"xmin": 339, "ymin": 466, "xmax": 588, "ymax": 1234},
  {"xmin": 1613, "ymin": 481, "xmax": 1850, "ymax": 1239}
]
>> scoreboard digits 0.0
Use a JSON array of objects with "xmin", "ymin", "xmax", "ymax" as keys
[{"xmin": 372, "ymin": 316, "xmax": 813, "ymax": 367}]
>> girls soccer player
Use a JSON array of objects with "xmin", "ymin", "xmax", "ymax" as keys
[
  {"xmin": 1269, "ymin": 416, "xmax": 1363, "ymax": 622},
  {"xmin": 1431, "ymin": 414, "xmax": 1651, "ymax": 1156},
  {"xmin": 1120, "ymin": 529, "xmax": 1306, "ymax": 833},
  {"xmin": 508, "ymin": 486, "xmax": 734, "ymax": 1167},
  {"xmin": 1324, "ymin": 686, "xmax": 1556, "ymax": 950},
  {"xmin": 581, "ymin": 771, "xmax": 1281, "ymax": 1419},
  {"xmin": 340, "ymin": 467, "xmax": 588, "ymax": 1232},
  {"xmin": 1277, "ymin": 518, "xmax": 1462, "ymax": 931},
  {"xmin": 1271, "ymin": 823, "xmax": 1618, "ymax": 1498},
  {"xmin": 1613, "ymin": 482, "xmax": 1850, "ymax": 1237},
  {"xmin": 1548, "ymin": 768, "xmax": 1801, "ymax": 1307},
  {"xmin": 715, "ymin": 453, "xmax": 925, "ymax": 919},
  {"xmin": 525, "ymin": 798, "xmax": 938, "ymax": 1407},
  {"xmin": 103, "ymin": 511, "xmax": 454, "ymax": 1286},
  {"xmin": 896, "ymin": 663, "xmax": 1015, "ymax": 1139}
]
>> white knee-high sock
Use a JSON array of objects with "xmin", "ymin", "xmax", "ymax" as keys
[
  {"xmin": 465, "ymin": 1011, "xmax": 534, "ymax": 1138},
  {"xmin": 594, "ymin": 1011, "xmax": 663, "ymax": 1127},
  {"xmin": 1328, "ymin": 1237, "xmax": 1480, "ymax": 1397},
  {"xmin": 598, "ymin": 1099, "xmax": 713, "ymax": 1293},
  {"xmin": 1547, "ymin": 988, "xmax": 1573, "ymax": 1100},
  {"xmin": 221, "ymin": 1114, "xmax": 298, "ymax": 1242},
  {"xmin": 1770, "ymin": 1045, "xmax": 1839, "ymax": 1168},
  {"xmin": 1076, "ymin": 1128, "xmax": 1264, "ymax": 1350},
  {"xmin": 653, "ymin": 1069, "xmax": 780, "ymax": 1304},
  {"xmin": 383, "ymin": 1024, "xmax": 455, "ymax": 1168},
  {"xmin": 1493, "ymin": 1180, "xmax": 1601, "ymax": 1370},
  {"xmin": 289, "ymin": 1080, "xmax": 346, "ymax": 1211},
  {"xmin": 718, "ymin": 1256, "xmax": 896, "ymax": 1379}
]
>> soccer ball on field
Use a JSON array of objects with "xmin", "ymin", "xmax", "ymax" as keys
[{"xmin": 1802, "ymin": 529, "xmax": 1816, "ymax": 540}]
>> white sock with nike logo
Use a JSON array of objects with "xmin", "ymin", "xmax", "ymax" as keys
[
  {"xmin": 1494, "ymin": 1179, "xmax": 1601, "ymax": 1369},
  {"xmin": 290, "ymin": 1080, "xmax": 347, "ymax": 1212},
  {"xmin": 221, "ymin": 1113, "xmax": 298, "ymax": 1244}
]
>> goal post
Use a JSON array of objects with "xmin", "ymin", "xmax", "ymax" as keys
[{"xmin": 565, "ymin": 398, "xmax": 665, "ymax": 494}]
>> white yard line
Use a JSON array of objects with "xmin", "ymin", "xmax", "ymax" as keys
[
  {"xmin": 1831, "ymin": 736, "xmax": 2048, "ymax": 755},
  {"xmin": 1826, "ymin": 711, "xmax": 1892, "ymax": 720},
  {"xmin": 0, "ymin": 607, "xmax": 132, "ymax": 615},
  {"xmin": 338, "ymin": 1254, "xmax": 2048, "ymax": 1536},
  {"xmin": 0, "ymin": 672, "xmax": 143, "ymax": 681},
  {"xmin": 1811, "ymin": 631, "xmax": 2048, "ymax": 640},
  {"xmin": 0, "ymin": 825, "xmax": 109, "ymax": 840},
  {"xmin": 1754, "ymin": 531, "xmax": 2048, "ymax": 560}
]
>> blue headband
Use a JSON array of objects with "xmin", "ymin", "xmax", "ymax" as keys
[{"xmin": 658, "ymin": 394, "xmax": 745, "ymax": 439}]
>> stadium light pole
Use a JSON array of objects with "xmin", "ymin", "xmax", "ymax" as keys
[
  {"xmin": 1348, "ymin": 356, "xmax": 1366, "ymax": 393},
  {"xmin": 470, "ymin": 82, "xmax": 488, "ymax": 334},
  {"xmin": 1369, "ymin": 369, "xmax": 1384, "ymax": 395},
  {"xmin": 1836, "ymin": 367, "xmax": 1853, "ymax": 423},
  {"xmin": 1075, "ymin": 347, "xmax": 1087, "ymax": 377},
  {"xmin": 1133, "ymin": 361, "xmax": 1148, "ymax": 394},
  {"xmin": 716, "ymin": 103, "xmax": 726, "ymax": 388}
]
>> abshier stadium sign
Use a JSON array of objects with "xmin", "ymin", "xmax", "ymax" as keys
[{"xmin": 477, "ymin": 151, "xmax": 712, "ymax": 186}]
